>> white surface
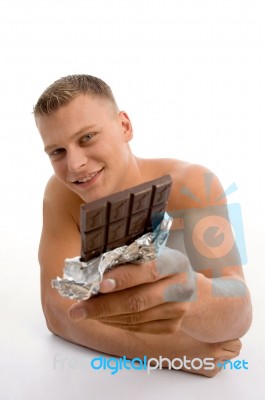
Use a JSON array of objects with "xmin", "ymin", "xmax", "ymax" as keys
[
  {"xmin": 0, "ymin": 0, "xmax": 264, "ymax": 399},
  {"xmin": 0, "ymin": 223, "xmax": 264, "ymax": 400}
]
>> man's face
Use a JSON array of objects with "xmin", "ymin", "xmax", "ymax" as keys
[{"xmin": 36, "ymin": 94, "xmax": 134, "ymax": 202}]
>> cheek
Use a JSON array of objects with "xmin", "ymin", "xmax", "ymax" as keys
[
  {"xmin": 104, "ymin": 141, "xmax": 129, "ymax": 161},
  {"xmin": 51, "ymin": 161, "xmax": 66, "ymax": 176},
  {"xmin": 96, "ymin": 144, "xmax": 120, "ymax": 162}
]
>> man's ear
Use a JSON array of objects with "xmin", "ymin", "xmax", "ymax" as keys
[{"xmin": 119, "ymin": 111, "xmax": 133, "ymax": 141}]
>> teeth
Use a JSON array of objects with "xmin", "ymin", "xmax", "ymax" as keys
[{"xmin": 77, "ymin": 172, "xmax": 98, "ymax": 183}]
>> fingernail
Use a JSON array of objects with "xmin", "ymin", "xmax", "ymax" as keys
[
  {"xmin": 70, "ymin": 307, "xmax": 87, "ymax": 321},
  {"xmin": 100, "ymin": 278, "xmax": 116, "ymax": 293}
]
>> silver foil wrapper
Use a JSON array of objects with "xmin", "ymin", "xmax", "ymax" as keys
[{"xmin": 51, "ymin": 212, "xmax": 172, "ymax": 301}]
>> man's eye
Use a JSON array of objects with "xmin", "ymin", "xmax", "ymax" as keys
[
  {"xmin": 80, "ymin": 133, "xmax": 96, "ymax": 144},
  {"xmin": 49, "ymin": 148, "xmax": 65, "ymax": 158}
]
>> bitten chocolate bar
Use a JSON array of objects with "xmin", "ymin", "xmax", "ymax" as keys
[{"xmin": 80, "ymin": 175, "xmax": 172, "ymax": 261}]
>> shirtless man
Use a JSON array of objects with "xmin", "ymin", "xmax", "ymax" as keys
[{"xmin": 34, "ymin": 75, "xmax": 252, "ymax": 377}]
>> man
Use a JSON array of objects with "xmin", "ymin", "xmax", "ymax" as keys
[{"xmin": 34, "ymin": 74, "xmax": 252, "ymax": 377}]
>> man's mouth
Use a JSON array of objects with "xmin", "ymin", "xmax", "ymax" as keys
[{"xmin": 72, "ymin": 168, "xmax": 103, "ymax": 185}]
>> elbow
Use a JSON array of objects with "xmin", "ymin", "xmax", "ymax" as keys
[
  {"xmin": 238, "ymin": 296, "xmax": 253, "ymax": 338},
  {"xmin": 42, "ymin": 294, "xmax": 71, "ymax": 339},
  {"xmin": 43, "ymin": 308, "xmax": 58, "ymax": 336},
  {"xmin": 41, "ymin": 290, "xmax": 59, "ymax": 336},
  {"xmin": 230, "ymin": 286, "xmax": 253, "ymax": 339},
  {"xmin": 42, "ymin": 295, "xmax": 88, "ymax": 349},
  {"xmin": 42, "ymin": 298, "xmax": 60, "ymax": 336},
  {"xmin": 225, "ymin": 278, "xmax": 253, "ymax": 339}
]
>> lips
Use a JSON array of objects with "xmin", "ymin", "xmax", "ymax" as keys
[
  {"xmin": 74, "ymin": 172, "xmax": 98, "ymax": 184},
  {"xmin": 71, "ymin": 168, "xmax": 103, "ymax": 185}
]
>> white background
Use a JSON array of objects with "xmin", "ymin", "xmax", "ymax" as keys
[{"xmin": 0, "ymin": 1, "xmax": 264, "ymax": 399}]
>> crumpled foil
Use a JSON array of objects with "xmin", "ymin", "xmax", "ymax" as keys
[{"xmin": 51, "ymin": 212, "xmax": 172, "ymax": 301}]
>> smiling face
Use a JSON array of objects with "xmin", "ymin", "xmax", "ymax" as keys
[{"xmin": 36, "ymin": 94, "xmax": 138, "ymax": 202}]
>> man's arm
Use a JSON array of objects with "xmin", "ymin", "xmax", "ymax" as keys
[
  {"xmin": 180, "ymin": 271, "xmax": 252, "ymax": 343},
  {"xmin": 39, "ymin": 176, "xmax": 160, "ymax": 359},
  {"xmin": 39, "ymin": 176, "xmax": 112, "ymax": 350},
  {"xmin": 39, "ymin": 170, "xmax": 245, "ymax": 377},
  {"xmin": 39, "ymin": 175, "xmax": 82, "ymax": 336},
  {"xmin": 69, "ymin": 164, "xmax": 252, "ymax": 343},
  {"xmin": 174, "ymin": 164, "xmax": 252, "ymax": 342}
]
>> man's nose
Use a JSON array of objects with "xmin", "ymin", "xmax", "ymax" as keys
[{"xmin": 66, "ymin": 148, "xmax": 87, "ymax": 172}]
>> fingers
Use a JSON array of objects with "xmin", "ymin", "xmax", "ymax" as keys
[
  {"xmin": 99, "ymin": 259, "xmax": 161, "ymax": 293},
  {"xmin": 69, "ymin": 248, "xmax": 196, "ymax": 335},
  {"xmin": 70, "ymin": 281, "xmax": 163, "ymax": 321},
  {"xmin": 98, "ymin": 302, "xmax": 187, "ymax": 325},
  {"xmin": 211, "ymin": 339, "xmax": 242, "ymax": 364},
  {"xmin": 69, "ymin": 273, "xmax": 193, "ymax": 322},
  {"xmin": 99, "ymin": 248, "xmax": 192, "ymax": 293},
  {"xmin": 221, "ymin": 339, "xmax": 242, "ymax": 353},
  {"xmin": 101, "ymin": 318, "xmax": 184, "ymax": 335}
]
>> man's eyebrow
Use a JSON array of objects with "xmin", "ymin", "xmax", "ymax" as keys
[{"xmin": 44, "ymin": 125, "xmax": 97, "ymax": 153}]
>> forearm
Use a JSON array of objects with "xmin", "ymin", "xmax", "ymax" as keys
[
  {"xmin": 44, "ymin": 294, "xmax": 124, "ymax": 353},
  {"xmin": 181, "ymin": 273, "xmax": 252, "ymax": 343}
]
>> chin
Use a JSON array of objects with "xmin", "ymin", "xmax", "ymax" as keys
[{"xmin": 79, "ymin": 189, "xmax": 107, "ymax": 204}]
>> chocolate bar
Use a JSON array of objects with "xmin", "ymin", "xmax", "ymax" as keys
[{"xmin": 80, "ymin": 175, "xmax": 172, "ymax": 261}]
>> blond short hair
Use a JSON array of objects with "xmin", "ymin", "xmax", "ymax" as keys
[{"xmin": 33, "ymin": 74, "xmax": 118, "ymax": 116}]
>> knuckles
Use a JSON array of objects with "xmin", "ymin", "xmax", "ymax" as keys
[
  {"xmin": 183, "ymin": 276, "xmax": 196, "ymax": 300},
  {"xmin": 114, "ymin": 269, "xmax": 136, "ymax": 290},
  {"xmin": 125, "ymin": 293, "xmax": 147, "ymax": 313},
  {"xmin": 91, "ymin": 300, "xmax": 109, "ymax": 318},
  {"xmin": 170, "ymin": 302, "xmax": 189, "ymax": 317},
  {"xmin": 148, "ymin": 260, "xmax": 161, "ymax": 282},
  {"xmin": 119, "ymin": 313, "xmax": 141, "ymax": 325}
]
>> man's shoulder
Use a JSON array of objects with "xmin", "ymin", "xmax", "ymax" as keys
[
  {"xmin": 148, "ymin": 158, "xmax": 226, "ymax": 210},
  {"xmin": 43, "ymin": 175, "xmax": 83, "ymax": 215}
]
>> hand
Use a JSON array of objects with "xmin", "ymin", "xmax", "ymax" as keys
[{"xmin": 69, "ymin": 247, "xmax": 196, "ymax": 334}]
